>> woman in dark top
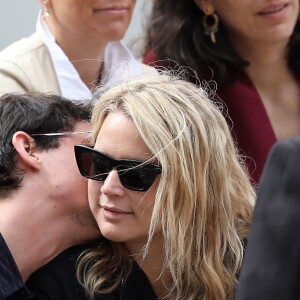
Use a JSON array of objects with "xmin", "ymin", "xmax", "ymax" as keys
[
  {"xmin": 143, "ymin": 0, "xmax": 300, "ymax": 184},
  {"xmin": 27, "ymin": 243, "xmax": 157, "ymax": 300},
  {"xmin": 76, "ymin": 73, "xmax": 254, "ymax": 299},
  {"xmin": 28, "ymin": 72, "xmax": 254, "ymax": 299}
]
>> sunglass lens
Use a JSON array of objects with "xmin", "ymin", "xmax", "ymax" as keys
[
  {"xmin": 119, "ymin": 166, "xmax": 156, "ymax": 191},
  {"xmin": 77, "ymin": 151, "xmax": 92, "ymax": 177},
  {"xmin": 78, "ymin": 151, "xmax": 108, "ymax": 181}
]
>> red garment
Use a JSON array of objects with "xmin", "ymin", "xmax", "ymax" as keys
[
  {"xmin": 219, "ymin": 74, "xmax": 276, "ymax": 184},
  {"xmin": 143, "ymin": 52, "xmax": 276, "ymax": 184}
]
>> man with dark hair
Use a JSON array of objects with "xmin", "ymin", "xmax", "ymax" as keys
[{"xmin": 0, "ymin": 93, "xmax": 99, "ymax": 299}]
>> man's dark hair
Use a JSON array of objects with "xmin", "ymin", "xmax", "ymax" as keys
[{"xmin": 0, "ymin": 92, "xmax": 92, "ymax": 197}]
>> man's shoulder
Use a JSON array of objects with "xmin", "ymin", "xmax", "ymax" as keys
[{"xmin": 0, "ymin": 233, "xmax": 32, "ymax": 299}]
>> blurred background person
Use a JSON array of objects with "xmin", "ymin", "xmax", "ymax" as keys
[
  {"xmin": 0, "ymin": 0, "xmax": 153, "ymax": 99},
  {"xmin": 235, "ymin": 135, "xmax": 300, "ymax": 300},
  {"xmin": 143, "ymin": 0, "xmax": 300, "ymax": 184}
]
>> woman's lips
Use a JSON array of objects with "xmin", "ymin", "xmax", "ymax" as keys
[
  {"xmin": 101, "ymin": 205, "xmax": 132, "ymax": 215},
  {"xmin": 258, "ymin": 3, "xmax": 288, "ymax": 15},
  {"xmin": 94, "ymin": 6, "xmax": 129, "ymax": 14}
]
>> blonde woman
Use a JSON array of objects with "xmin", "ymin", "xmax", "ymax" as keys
[{"xmin": 71, "ymin": 72, "xmax": 255, "ymax": 300}]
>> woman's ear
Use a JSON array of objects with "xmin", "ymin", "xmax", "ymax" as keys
[
  {"xmin": 194, "ymin": 0, "xmax": 214, "ymax": 14},
  {"xmin": 12, "ymin": 131, "xmax": 41, "ymax": 170},
  {"xmin": 194, "ymin": 0, "xmax": 206, "ymax": 11},
  {"xmin": 40, "ymin": 0, "xmax": 49, "ymax": 5}
]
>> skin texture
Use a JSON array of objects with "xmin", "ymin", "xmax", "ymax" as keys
[
  {"xmin": 88, "ymin": 112, "xmax": 160, "ymax": 252},
  {"xmin": 36, "ymin": 121, "xmax": 97, "ymax": 229}
]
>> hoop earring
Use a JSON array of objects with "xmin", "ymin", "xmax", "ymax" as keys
[
  {"xmin": 203, "ymin": 13, "xmax": 219, "ymax": 44},
  {"xmin": 43, "ymin": 4, "xmax": 50, "ymax": 17}
]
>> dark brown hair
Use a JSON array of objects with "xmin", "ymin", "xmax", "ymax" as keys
[{"xmin": 0, "ymin": 92, "xmax": 92, "ymax": 197}]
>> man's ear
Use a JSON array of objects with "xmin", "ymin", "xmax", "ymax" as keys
[{"xmin": 12, "ymin": 131, "xmax": 41, "ymax": 170}]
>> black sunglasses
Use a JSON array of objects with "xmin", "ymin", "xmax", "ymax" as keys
[{"xmin": 74, "ymin": 145, "xmax": 162, "ymax": 192}]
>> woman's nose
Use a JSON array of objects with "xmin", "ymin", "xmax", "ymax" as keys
[{"xmin": 100, "ymin": 169, "xmax": 126, "ymax": 197}]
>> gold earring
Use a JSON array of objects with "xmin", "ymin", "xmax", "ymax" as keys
[
  {"xmin": 203, "ymin": 4, "xmax": 214, "ymax": 15},
  {"xmin": 202, "ymin": 5, "xmax": 219, "ymax": 44}
]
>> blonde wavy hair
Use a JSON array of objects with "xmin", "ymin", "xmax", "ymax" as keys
[{"xmin": 77, "ymin": 72, "xmax": 255, "ymax": 300}]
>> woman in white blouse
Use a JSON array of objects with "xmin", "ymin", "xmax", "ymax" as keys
[{"xmin": 0, "ymin": 0, "xmax": 151, "ymax": 99}]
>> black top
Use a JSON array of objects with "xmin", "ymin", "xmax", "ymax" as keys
[
  {"xmin": 235, "ymin": 136, "xmax": 300, "ymax": 300},
  {"xmin": 0, "ymin": 233, "xmax": 33, "ymax": 300},
  {"xmin": 27, "ymin": 243, "xmax": 157, "ymax": 300}
]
